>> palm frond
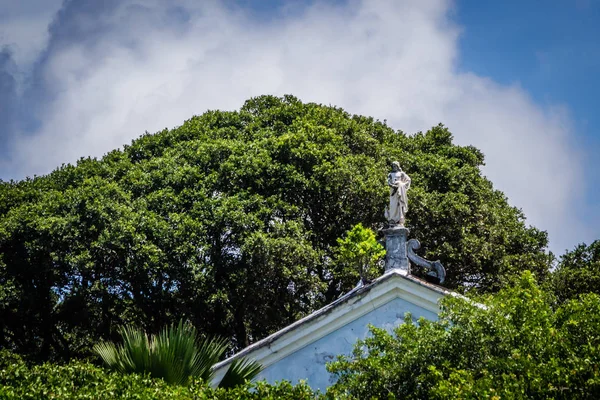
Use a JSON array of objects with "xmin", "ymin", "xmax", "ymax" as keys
[
  {"xmin": 93, "ymin": 319, "xmax": 260, "ymax": 387},
  {"xmin": 118, "ymin": 325, "xmax": 151, "ymax": 374},
  {"xmin": 217, "ymin": 357, "xmax": 263, "ymax": 389},
  {"xmin": 92, "ymin": 341, "xmax": 121, "ymax": 371},
  {"xmin": 193, "ymin": 335, "xmax": 229, "ymax": 383}
]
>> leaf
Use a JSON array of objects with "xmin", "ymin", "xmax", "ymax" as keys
[{"xmin": 218, "ymin": 357, "xmax": 264, "ymax": 389}]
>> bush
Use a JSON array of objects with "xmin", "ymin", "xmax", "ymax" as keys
[
  {"xmin": 327, "ymin": 271, "xmax": 600, "ymax": 399},
  {"xmin": 0, "ymin": 351, "xmax": 320, "ymax": 399}
]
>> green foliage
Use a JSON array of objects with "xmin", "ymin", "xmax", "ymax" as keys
[
  {"xmin": 335, "ymin": 223, "xmax": 385, "ymax": 286},
  {"xmin": 219, "ymin": 380, "xmax": 321, "ymax": 400},
  {"xmin": 0, "ymin": 354, "xmax": 189, "ymax": 399},
  {"xmin": 217, "ymin": 357, "xmax": 263, "ymax": 389},
  {"xmin": 0, "ymin": 94, "xmax": 549, "ymax": 361},
  {"xmin": 0, "ymin": 350, "xmax": 318, "ymax": 399},
  {"xmin": 327, "ymin": 271, "xmax": 600, "ymax": 399},
  {"xmin": 93, "ymin": 320, "xmax": 261, "ymax": 387},
  {"xmin": 550, "ymin": 240, "xmax": 600, "ymax": 303}
]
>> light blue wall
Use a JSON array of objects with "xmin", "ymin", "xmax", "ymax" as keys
[{"xmin": 257, "ymin": 296, "xmax": 438, "ymax": 392}]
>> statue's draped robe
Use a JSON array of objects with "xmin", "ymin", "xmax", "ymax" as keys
[{"xmin": 385, "ymin": 171, "xmax": 411, "ymax": 224}]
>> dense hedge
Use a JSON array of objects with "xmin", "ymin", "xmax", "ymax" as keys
[{"xmin": 0, "ymin": 351, "xmax": 320, "ymax": 400}]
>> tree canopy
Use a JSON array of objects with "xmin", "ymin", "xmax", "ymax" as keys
[
  {"xmin": 334, "ymin": 223, "xmax": 385, "ymax": 286},
  {"xmin": 550, "ymin": 240, "xmax": 600, "ymax": 303},
  {"xmin": 0, "ymin": 94, "xmax": 550, "ymax": 361}
]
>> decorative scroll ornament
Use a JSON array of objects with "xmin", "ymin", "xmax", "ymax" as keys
[{"xmin": 407, "ymin": 239, "xmax": 446, "ymax": 284}]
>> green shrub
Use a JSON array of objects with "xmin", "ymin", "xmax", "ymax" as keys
[
  {"xmin": 0, "ymin": 351, "xmax": 320, "ymax": 399},
  {"xmin": 327, "ymin": 271, "xmax": 600, "ymax": 399},
  {"xmin": 208, "ymin": 380, "xmax": 323, "ymax": 400}
]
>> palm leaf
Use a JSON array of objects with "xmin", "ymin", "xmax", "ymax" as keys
[
  {"xmin": 93, "ymin": 319, "xmax": 260, "ymax": 387},
  {"xmin": 193, "ymin": 335, "xmax": 229, "ymax": 383},
  {"xmin": 118, "ymin": 325, "xmax": 151, "ymax": 374},
  {"xmin": 152, "ymin": 320, "xmax": 211, "ymax": 385},
  {"xmin": 217, "ymin": 357, "xmax": 263, "ymax": 389},
  {"xmin": 92, "ymin": 341, "xmax": 121, "ymax": 371}
]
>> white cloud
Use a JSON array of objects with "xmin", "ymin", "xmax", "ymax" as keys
[
  {"xmin": 0, "ymin": 0, "xmax": 592, "ymax": 253},
  {"xmin": 0, "ymin": 0, "xmax": 63, "ymax": 82}
]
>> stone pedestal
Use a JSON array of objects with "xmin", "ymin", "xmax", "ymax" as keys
[{"xmin": 382, "ymin": 226, "xmax": 410, "ymax": 272}]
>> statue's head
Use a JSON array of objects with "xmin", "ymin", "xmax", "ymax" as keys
[{"xmin": 391, "ymin": 161, "xmax": 401, "ymax": 172}]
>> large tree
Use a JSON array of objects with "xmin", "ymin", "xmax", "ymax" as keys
[
  {"xmin": 0, "ymin": 95, "xmax": 549, "ymax": 361},
  {"xmin": 550, "ymin": 240, "xmax": 600, "ymax": 303}
]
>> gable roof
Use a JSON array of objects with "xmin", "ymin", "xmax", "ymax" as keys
[{"xmin": 212, "ymin": 269, "xmax": 450, "ymax": 384}]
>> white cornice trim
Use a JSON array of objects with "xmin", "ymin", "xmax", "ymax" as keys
[{"xmin": 212, "ymin": 270, "xmax": 449, "ymax": 385}]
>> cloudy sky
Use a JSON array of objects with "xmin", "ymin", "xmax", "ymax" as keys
[{"xmin": 0, "ymin": 0, "xmax": 598, "ymax": 255}]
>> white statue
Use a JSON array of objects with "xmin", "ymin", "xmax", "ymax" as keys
[{"xmin": 385, "ymin": 162, "xmax": 411, "ymax": 226}]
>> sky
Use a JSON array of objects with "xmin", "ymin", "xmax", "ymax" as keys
[{"xmin": 0, "ymin": 0, "xmax": 598, "ymax": 256}]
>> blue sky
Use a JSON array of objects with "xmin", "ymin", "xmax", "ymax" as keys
[
  {"xmin": 458, "ymin": 0, "xmax": 600, "ymax": 152},
  {"xmin": 465, "ymin": 0, "xmax": 600, "ymax": 181},
  {"xmin": 0, "ymin": 0, "xmax": 598, "ymax": 255},
  {"xmin": 455, "ymin": 0, "xmax": 600, "ymax": 252}
]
